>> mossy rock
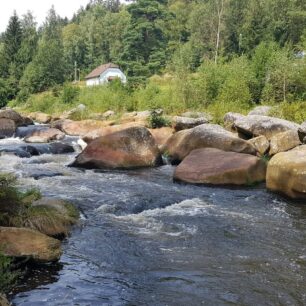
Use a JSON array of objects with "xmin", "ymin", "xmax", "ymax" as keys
[{"xmin": 23, "ymin": 198, "xmax": 79, "ymax": 238}]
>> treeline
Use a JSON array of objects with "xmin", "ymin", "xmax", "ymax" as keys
[{"xmin": 0, "ymin": 0, "xmax": 306, "ymax": 107}]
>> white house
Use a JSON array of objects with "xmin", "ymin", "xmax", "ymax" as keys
[{"xmin": 85, "ymin": 63, "xmax": 127, "ymax": 86}]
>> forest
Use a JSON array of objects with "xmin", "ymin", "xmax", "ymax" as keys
[{"xmin": 0, "ymin": 0, "xmax": 306, "ymax": 121}]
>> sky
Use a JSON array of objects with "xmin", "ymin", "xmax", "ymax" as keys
[{"xmin": 0, "ymin": 0, "xmax": 90, "ymax": 32}]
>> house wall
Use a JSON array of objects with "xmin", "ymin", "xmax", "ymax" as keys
[
  {"xmin": 86, "ymin": 78, "xmax": 100, "ymax": 86},
  {"xmin": 100, "ymin": 68, "xmax": 127, "ymax": 84},
  {"xmin": 86, "ymin": 68, "xmax": 127, "ymax": 86}
]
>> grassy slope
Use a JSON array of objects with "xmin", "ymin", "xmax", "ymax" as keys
[{"xmin": 10, "ymin": 76, "xmax": 306, "ymax": 125}]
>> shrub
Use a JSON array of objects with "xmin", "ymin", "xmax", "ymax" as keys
[
  {"xmin": 0, "ymin": 253, "xmax": 19, "ymax": 293},
  {"xmin": 148, "ymin": 112, "xmax": 171, "ymax": 128},
  {"xmin": 61, "ymin": 84, "xmax": 80, "ymax": 104}
]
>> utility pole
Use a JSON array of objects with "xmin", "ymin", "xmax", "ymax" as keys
[
  {"xmin": 215, "ymin": 0, "xmax": 225, "ymax": 65},
  {"xmin": 74, "ymin": 61, "xmax": 77, "ymax": 83}
]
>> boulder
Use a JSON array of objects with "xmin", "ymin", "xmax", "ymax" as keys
[
  {"xmin": 21, "ymin": 116, "xmax": 34, "ymax": 126},
  {"xmin": 248, "ymin": 136, "xmax": 270, "ymax": 156},
  {"xmin": 0, "ymin": 294, "xmax": 10, "ymax": 306},
  {"xmin": 27, "ymin": 198, "xmax": 79, "ymax": 237},
  {"xmin": 298, "ymin": 121, "xmax": 306, "ymax": 143},
  {"xmin": 234, "ymin": 115, "xmax": 300, "ymax": 140},
  {"xmin": 25, "ymin": 128, "xmax": 65, "ymax": 143},
  {"xmin": 174, "ymin": 148, "xmax": 266, "ymax": 186},
  {"xmin": 149, "ymin": 127, "xmax": 174, "ymax": 148},
  {"xmin": 29, "ymin": 112, "xmax": 52, "ymax": 124},
  {"xmin": 162, "ymin": 124, "xmax": 256, "ymax": 163},
  {"xmin": 172, "ymin": 116, "xmax": 209, "ymax": 131},
  {"xmin": 0, "ymin": 119, "xmax": 16, "ymax": 138},
  {"xmin": 72, "ymin": 127, "xmax": 162, "ymax": 169},
  {"xmin": 0, "ymin": 227, "xmax": 62, "ymax": 262},
  {"xmin": 60, "ymin": 104, "xmax": 86, "ymax": 120},
  {"xmin": 53, "ymin": 119, "xmax": 112, "ymax": 136},
  {"xmin": 103, "ymin": 110, "xmax": 115, "ymax": 119},
  {"xmin": 0, "ymin": 108, "xmax": 24, "ymax": 126},
  {"xmin": 248, "ymin": 106, "xmax": 272, "ymax": 116},
  {"xmin": 181, "ymin": 111, "xmax": 212, "ymax": 120},
  {"xmin": 223, "ymin": 112, "xmax": 246, "ymax": 132},
  {"xmin": 82, "ymin": 122, "xmax": 146, "ymax": 143},
  {"xmin": 266, "ymin": 146, "xmax": 306, "ymax": 199},
  {"xmin": 48, "ymin": 143, "xmax": 75, "ymax": 154},
  {"xmin": 269, "ymin": 130, "xmax": 301, "ymax": 156}
]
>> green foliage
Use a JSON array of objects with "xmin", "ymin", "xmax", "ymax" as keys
[
  {"xmin": 0, "ymin": 253, "xmax": 19, "ymax": 293},
  {"xmin": 61, "ymin": 84, "xmax": 80, "ymax": 104},
  {"xmin": 148, "ymin": 112, "xmax": 171, "ymax": 128},
  {"xmin": 269, "ymin": 101, "xmax": 306, "ymax": 124}
]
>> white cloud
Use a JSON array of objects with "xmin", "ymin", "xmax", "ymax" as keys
[{"xmin": 0, "ymin": 0, "xmax": 89, "ymax": 32}]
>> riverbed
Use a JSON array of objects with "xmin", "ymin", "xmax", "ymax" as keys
[{"xmin": 0, "ymin": 134, "xmax": 306, "ymax": 305}]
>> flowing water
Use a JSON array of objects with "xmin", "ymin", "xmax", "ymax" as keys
[{"xmin": 1, "ymin": 127, "xmax": 306, "ymax": 305}]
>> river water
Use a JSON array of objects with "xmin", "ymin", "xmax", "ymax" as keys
[{"xmin": 1, "ymin": 129, "xmax": 306, "ymax": 305}]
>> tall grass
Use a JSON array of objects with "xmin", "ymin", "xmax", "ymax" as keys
[{"xmin": 10, "ymin": 73, "xmax": 305, "ymax": 124}]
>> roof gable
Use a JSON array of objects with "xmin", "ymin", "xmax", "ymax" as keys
[{"xmin": 85, "ymin": 63, "xmax": 120, "ymax": 80}]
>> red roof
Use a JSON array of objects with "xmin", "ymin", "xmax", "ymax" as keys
[{"xmin": 85, "ymin": 63, "xmax": 119, "ymax": 80}]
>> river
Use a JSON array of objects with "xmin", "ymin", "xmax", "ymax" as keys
[{"xmin": 1, "ymin": 128, "xmax": 306, "ymax": 305}]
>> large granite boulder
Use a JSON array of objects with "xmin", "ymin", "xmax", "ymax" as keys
[
  {"xmin": 298, "ymin": 122, "xmax": 306, "ymax": 143},
  {"xmin": 248, "ymin": 106, "xmax": 272, "ymax": 116},
  {"xmin": 171, "ymin": 116, "xmax": 209, "ymax": 131},
  {"xmin": 247, "ymin": 136, "xmax": 270, "ymax": 156},
  {"xmin": 72, "ymin": 127, "xmax": 162, "ymax": 169},
  {"xmin": 234, "ymin": 115, "xmax": 300, "ymax": 140},
  {"xmin": 29, "ymin": 112, "xmax": 52, "ymax": 124},
  {"xmin": 267, "ymin": 146, "xmax": 306, "ymax": 199},
  {"xmin": 181, "ymin": 111, "xmax": 212, "ymax": 120},
  {"xmin": 174, "ymin": 148, "xmax": 266, "ymax": 185},
  {"xmin": 0, "ymin": 108, "xmax": 24, "ymax": 126},
  {"xmin": 53, "ymin": 119, "xmax": 112, "ymax": 136},
  {"xmin": 162, "ymin": 124, "xmax": 256, "ymax": 163},
  {"xmin": 0, "ymin": 119, "xmax": 16, "ymax": 138},
  {"xmin": 25, "ymin": 128, "xmax": 65, "ymax": 143},
  {"xmin": 82, "ymin": 122, "xmax": 146, "ymax": 143},
  {"xmin": 223, "ymin": 112, "xmax": 246, "ymax": 132},
  {"xmin": 0, "ymin": 227, "xmax": 62, "ymax": 262},
  {"xmin": 269, "ymin": 130, "xmax": 301, "ymax": 156},
  {"xmin": 149, "ymin": 127, "xmax": 174, "ymax": 148}
]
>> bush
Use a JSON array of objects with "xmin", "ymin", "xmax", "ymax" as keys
[
  {"xmin": 148, "ymin": 112, "xmax": 171, "ymax": 128},
  {"xmin": 0, "ymin": 253, "xmax": 19, "ymax": 293},
  {"xmin": 269, "ymin": 101, "xmax": 306, "ymax": 123},
  {"xmin": 61, "ymin": 84, "xmax": 80, "ymax": 104}
]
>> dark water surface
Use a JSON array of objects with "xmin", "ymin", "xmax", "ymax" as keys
[{"xmin": 1, "ymin": 137, "xmax": 306, "ymax": 305}]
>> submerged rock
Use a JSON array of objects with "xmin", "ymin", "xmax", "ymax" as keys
[
  {"xmin": 25, "ymin": 128, "xmax": 65, "ymax": 143},
  {"xmin": 267, "ymin": 146, "xmax": 306, "ymax": 199},
  {"xmin": 162, "ymin": 124, "xmax": 255, "ymax": 163},
  {"xmin": 72, "ymin": 127, "xmax": 162, "ymax": 169},
  {"xmin": 0, "ymin": 227, "xmax": 62, "ymax": 262},
  {"xmin": 174, "ymin": 148, "xmax": 266, "ymax": 186}
]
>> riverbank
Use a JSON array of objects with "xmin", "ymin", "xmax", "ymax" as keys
[{"xmin": 0, "ymin": 105, "xmax": 305, "ymax": 304}]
